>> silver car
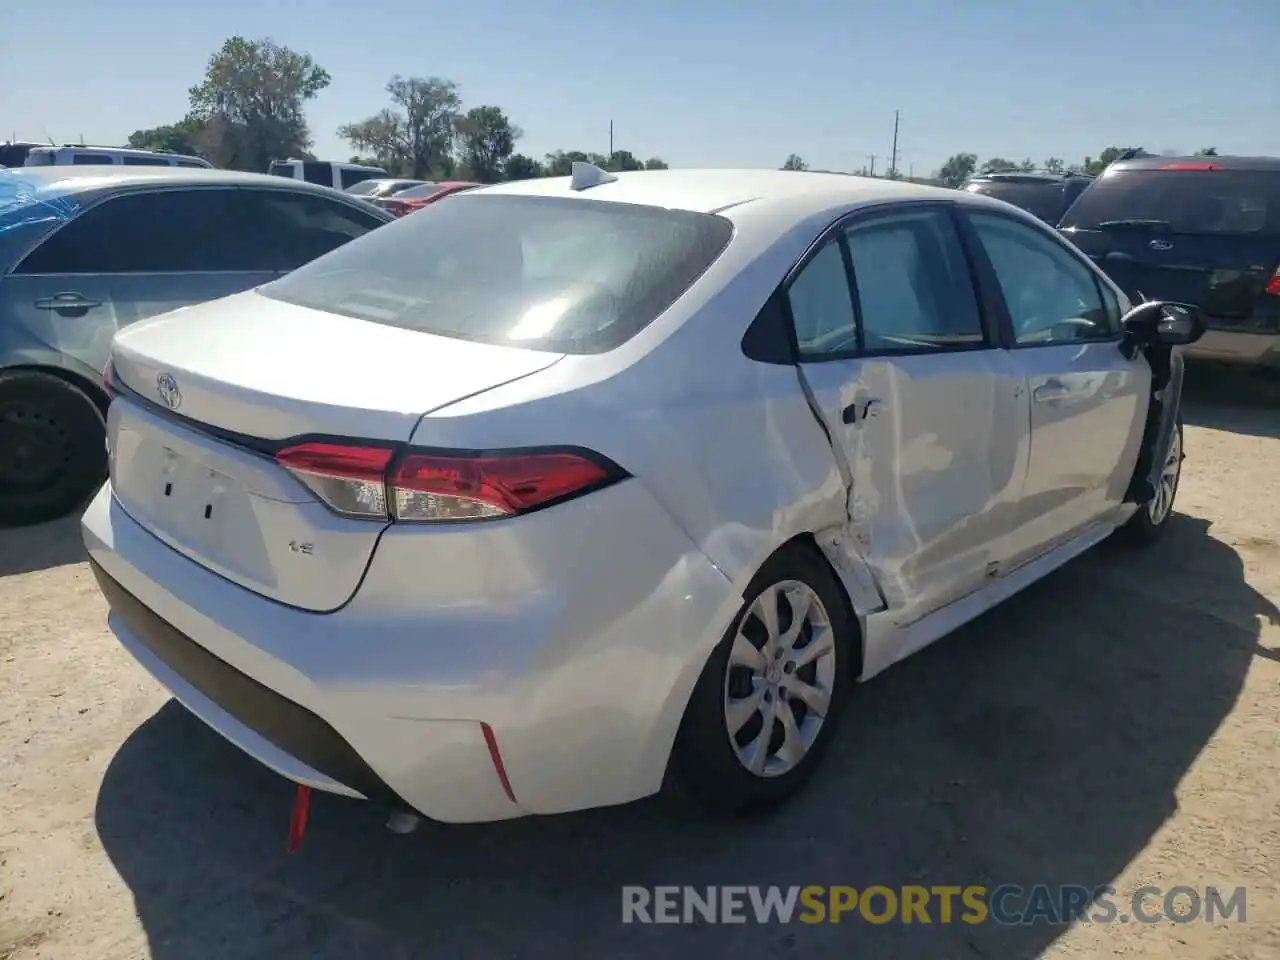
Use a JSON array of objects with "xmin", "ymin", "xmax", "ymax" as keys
[{"xmin": 0, "ymin": 166, "xmax": 393, "ymax": 526}]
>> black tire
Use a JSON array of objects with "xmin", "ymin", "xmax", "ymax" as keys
[
  {"xmin": 671, "ymin": 544, "xmax": 856, "ymax": 817},
  {"xmin": 0, "ymin": 370, "xmax": 107, "ymax": 527},
  {"xmin": 1119, "ymin": 420, "xmax": 1183, "ymax": 546}
]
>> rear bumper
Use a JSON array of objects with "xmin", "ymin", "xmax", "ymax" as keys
[
  {"xmin": 82, "ymin": 479, "xmax": 737, "ymax": 822},
  {"xmin": 1184, "ymin": 328, "xmax": 1280, "ymax": 368}
]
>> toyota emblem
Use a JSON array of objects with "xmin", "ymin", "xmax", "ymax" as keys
[{"xmin": 156, "ymin": 372, "xmax": 182, "ymax": 410}]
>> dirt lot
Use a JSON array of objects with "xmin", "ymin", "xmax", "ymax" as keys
[{"xmin": 1, "ymin": 371, "xmax": 1277, "ymax": 960}]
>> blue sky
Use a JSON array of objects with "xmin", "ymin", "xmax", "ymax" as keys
[{"xmin": 3, "ymin": 0, "xmax": 1277, "ymax": 174}]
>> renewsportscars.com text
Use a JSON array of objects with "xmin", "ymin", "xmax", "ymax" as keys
[{"xmin": 621, "ymin": 884, "xmax": 1247, "ymax": 926}]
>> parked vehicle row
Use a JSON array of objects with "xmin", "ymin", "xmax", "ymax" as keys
[
  {"xmin": 0, "ymin": 166, "xmax": 394, "ymax": 526},
  {"xmin": 966, "ymin": 156, "xmax": 1280, "ymax": 371},
  {"xmin": 81, "ymin": 165, "xmax": 1202, "ymax": 828},
  {"xmin": 372, "ymin": 180, "xmax": 482, "ymax": 217}
]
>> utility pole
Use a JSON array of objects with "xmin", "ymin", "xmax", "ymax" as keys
[
  {"xmin": 867, "ymin": 154, "xmax": 877, "ymax": 177},
  {"xmin": 890, "ymin": 112, "xmax": 901, "ymax": 180},
  {"xmin": 889, "ymin": 110, "xmax": 900, "ymax": 178}
]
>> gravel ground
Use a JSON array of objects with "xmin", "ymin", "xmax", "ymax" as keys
[{"xmin": 1, "ymin": 369, "xmax": 1277, "ymax": 960}]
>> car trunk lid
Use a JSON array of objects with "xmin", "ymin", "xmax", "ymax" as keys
[{"xmin": 107, "ymin": 290, "xmax": 563, "ymax": 611}]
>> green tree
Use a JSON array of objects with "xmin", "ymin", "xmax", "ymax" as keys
[
  {"xmin": 456, "ymin": 106, "xmax": 521, "ymax": 182},
  {"xmin": 339, "ymin": 75, "xmax": 461, "ymax": 179},
  {"xmin": 938, "ymin": 152, "xmax": 977, "ymax": 187},
  {"xmin": 1195, "ymin": 147, "xmax": 1218, "ymax": 156},
  {"xmin": 606, "ymin": 149, "xmax": 643, "ymax": 172},
  {"xmin": 1081, "ymin": 145, "xmax": 1139, "ymax": 176},
  {"xmin": 504, "ymin": 153, "xmax": 542, "ymax": 180},
  {"xmin": 127, "ymin": 117, "xmax": 207, "ymax": 157},
  {"xmin": 187, "ymin": 36, "xmax": 330, "ymax": 172},
  {"xmin": 643, "ymin": 156, "xmax": 669, "ymax": 170},
  {"xmin": 543, "ymin": 150, "xmax": 590, "ymax": 176},
  {"xmin": 1043, "ymin": 157, "xmax": 1065, "ymax": 174},
  {"xmin": 781, "ymin": 154, "xmax": 808, "ymax": 171},
  {"xmin": 1019, "ymin": 157, "xmax": 1036, "ymax": 171},
  {"xmin": 981, "ymin": 157, "xmax": 1017, "ymax": 174}
]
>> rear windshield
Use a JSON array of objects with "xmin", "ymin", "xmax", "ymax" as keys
[
  {"xmin": 260, "ymin": 194, "xmax": 734, "ymax": 354},
  {"xmin": 24, "ymin": 151, "xmax": 54, "ymax": 166},
  {"xmin": 965, "ymin": 180, "xmax": 1068, "ymax": 223},
  {"xmin": 1060, "ymin": 169, "xmax": 1280, "ymax": 236},
  {"xmin": 394, "ymin": 182, "xmax": 443, "ymax": 199}
]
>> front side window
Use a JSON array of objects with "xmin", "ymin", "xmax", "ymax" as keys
[
  {"xmin": 968, "ymin": 212, "xmax": 1113, "ymax": 345},
  {"xmin": 844, "ymin": 208, "xmax": 985, "ymax": 352},
  {"xmin": 340, "ymin": 168, "xmax": 380, "ymax": 190},
  {"xmin": 261, "ymin": 194, "xmax": 734, "ymax": 354}
]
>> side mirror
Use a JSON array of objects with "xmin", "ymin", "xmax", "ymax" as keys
[{"xmin": 1120, "ymin": 300, "xmax": 1206, "ymax": 347}]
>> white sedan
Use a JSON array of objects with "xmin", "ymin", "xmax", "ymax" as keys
[{"xmin": 82, "ymin": 164, "xmax": 1202, "ymax": 823}]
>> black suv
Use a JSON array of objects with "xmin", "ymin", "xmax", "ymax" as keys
[
  {"xmin": 961, "ymin": 171, "xmax": 1095, "ymax": 224},
  {"xmin": 1059, "ymin": 156, "xmax": 1280, "ymax": 370}
]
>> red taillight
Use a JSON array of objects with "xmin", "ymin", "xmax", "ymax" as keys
[
  {"xmin": 274, "ymin": 443, "xmax": 623, "ymax": 522},
  {"xmin": 1266, "ymin": 268, "xmax": 1280, "ymax": 297},
  {"xmin": 392, "ymin": 451, "xmax": 614, "ymax": 521},
  {"xmin": 275, "ymin": 442, "xmax": 395, "ymax": 518},
  {"xmin": 1161, "ymin": 161, "xmax": 1220, "ymax": 171}
]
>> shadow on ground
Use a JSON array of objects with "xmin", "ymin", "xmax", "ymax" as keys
[
  {"xmin": 0, "ymin": 513, "xmax": 87, "ymax": 577},
  {"xmin": 94, "ymin": 511, "xmax": 1277, "ymax": 959},
  {"xmin": 1182, "ymin": 362, "xmax": 1280, "ymax": 440}
]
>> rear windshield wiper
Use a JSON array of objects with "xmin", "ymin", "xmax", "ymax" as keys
[{"xmin": 1094, "ymin": 218, "xmax": 1172, "ymax": 231}]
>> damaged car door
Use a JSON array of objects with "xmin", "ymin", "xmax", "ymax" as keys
[{"xmin": 787, "ymin": 203, "xmax": 1031, "ymax": 626}]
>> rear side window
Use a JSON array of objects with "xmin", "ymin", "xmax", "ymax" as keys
[
  {"xmin": 72, "ymin": 154, "xmax": 114, "ymax": 165},
  {"xmin": 844, "ymin": 208, "xmax": 985, "ymax": 351},
  {"xmin": 261, "ymin": 194, "xmax": 735, "ymax": 354},
  {"xmin": 123, "ymin": 155, "xmax": 172, "ymax": 166},
  {"xmin": 175, "ymin": 158, "xmax": 207, "ymax": 168},
  {"xmin": 16, "ymin": 189, "xmax": 250, "ymax": 274},
  {"xmin": 268, "ymin": 161, "xmax": 296, "ymax": 179},
  {"xmin": 1061, "ymin": 169, "xmax": 1280, "ymax": 236},
  {"xmin": 301, "ymin": 162, "xmax": 333, "ymax": 186},
  {"xmin": 235, "ymin": 190, "xmax": 386, "ymax": 270}
]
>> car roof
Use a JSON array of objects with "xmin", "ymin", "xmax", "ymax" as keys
[
  {"xmin": 0, "ymin": 165, "xmax": 357, "ymax": 201},
  {"xmin": 477, "ymin": 168, "xmax": 955, "ymax": 219},
  {"xmin": 968, "ymin": 171, "xmax": 1091, "ymax": 184},
  {"xmin": 1109, "ymin": 155, "xmax": 1280, "ymax": 173}
]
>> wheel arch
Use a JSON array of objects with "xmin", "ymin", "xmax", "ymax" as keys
[{"xmin": 0, "ymin": 362, "xmax": 109, "ymax": 421}]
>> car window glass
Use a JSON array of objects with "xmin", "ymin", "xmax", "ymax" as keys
[
  {"xmin": 844, "ymin": 209, "xmax": 985, "ymax": 351},
  {"xmin": 123, "ymin": 156, "xmax": 173, "ymax": 166},
  {"xmin": 261, "ymin": 194, "xmax": 734, "ymax": 354},
  {"xmin": 175, "ymin": 158, "xmax": 206, "ymax": 168},
  {"xmin": 1060, "ymin": 169, "xmax": 1280, "ymax": 236},
  {"xmin": 15, "ymin": 189, "xmax": 249, "ymax": 274},
  {"xmin": 234, "ymin": 191, "xmax": 384, "ymax": 271},
  {"xmin": 72, "ymin": 154, "xmax": 114, "ymax": 165},
  {"xmin": 787, "ymin": 241, "xmax": 857, "ymax": 356},
  {"xmin": 340, "ymin": 168, "xmax": 378, "ymax": 190},
  {"xmin": 969, "ymin": 212, "xmax": 1112, "ymax": 344}
]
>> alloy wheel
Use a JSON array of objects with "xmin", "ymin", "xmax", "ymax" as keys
[
  {"xmin": 723, "ymin": 580, "xmax": 838, "ymax": 778},
  {"xmin": 1148, "ymin": 427, "xmax": 1182, "ymax": 525}
]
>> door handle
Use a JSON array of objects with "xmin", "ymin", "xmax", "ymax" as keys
[
  {"xmin": 34, "ymin": 292, "xmax": 103, "ymax": 315},
  {"xmin": 841, "ymin": 398, "xmax": 884, "ymax": 424},
  {"xmin": 1033, "ymin": 383, "xmax": 1070, "ymax": 403}
]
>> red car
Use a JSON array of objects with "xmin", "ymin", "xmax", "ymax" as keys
[{"xmin": 375, "ymin": 181, "xmax": 481, "ymax": 217}]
